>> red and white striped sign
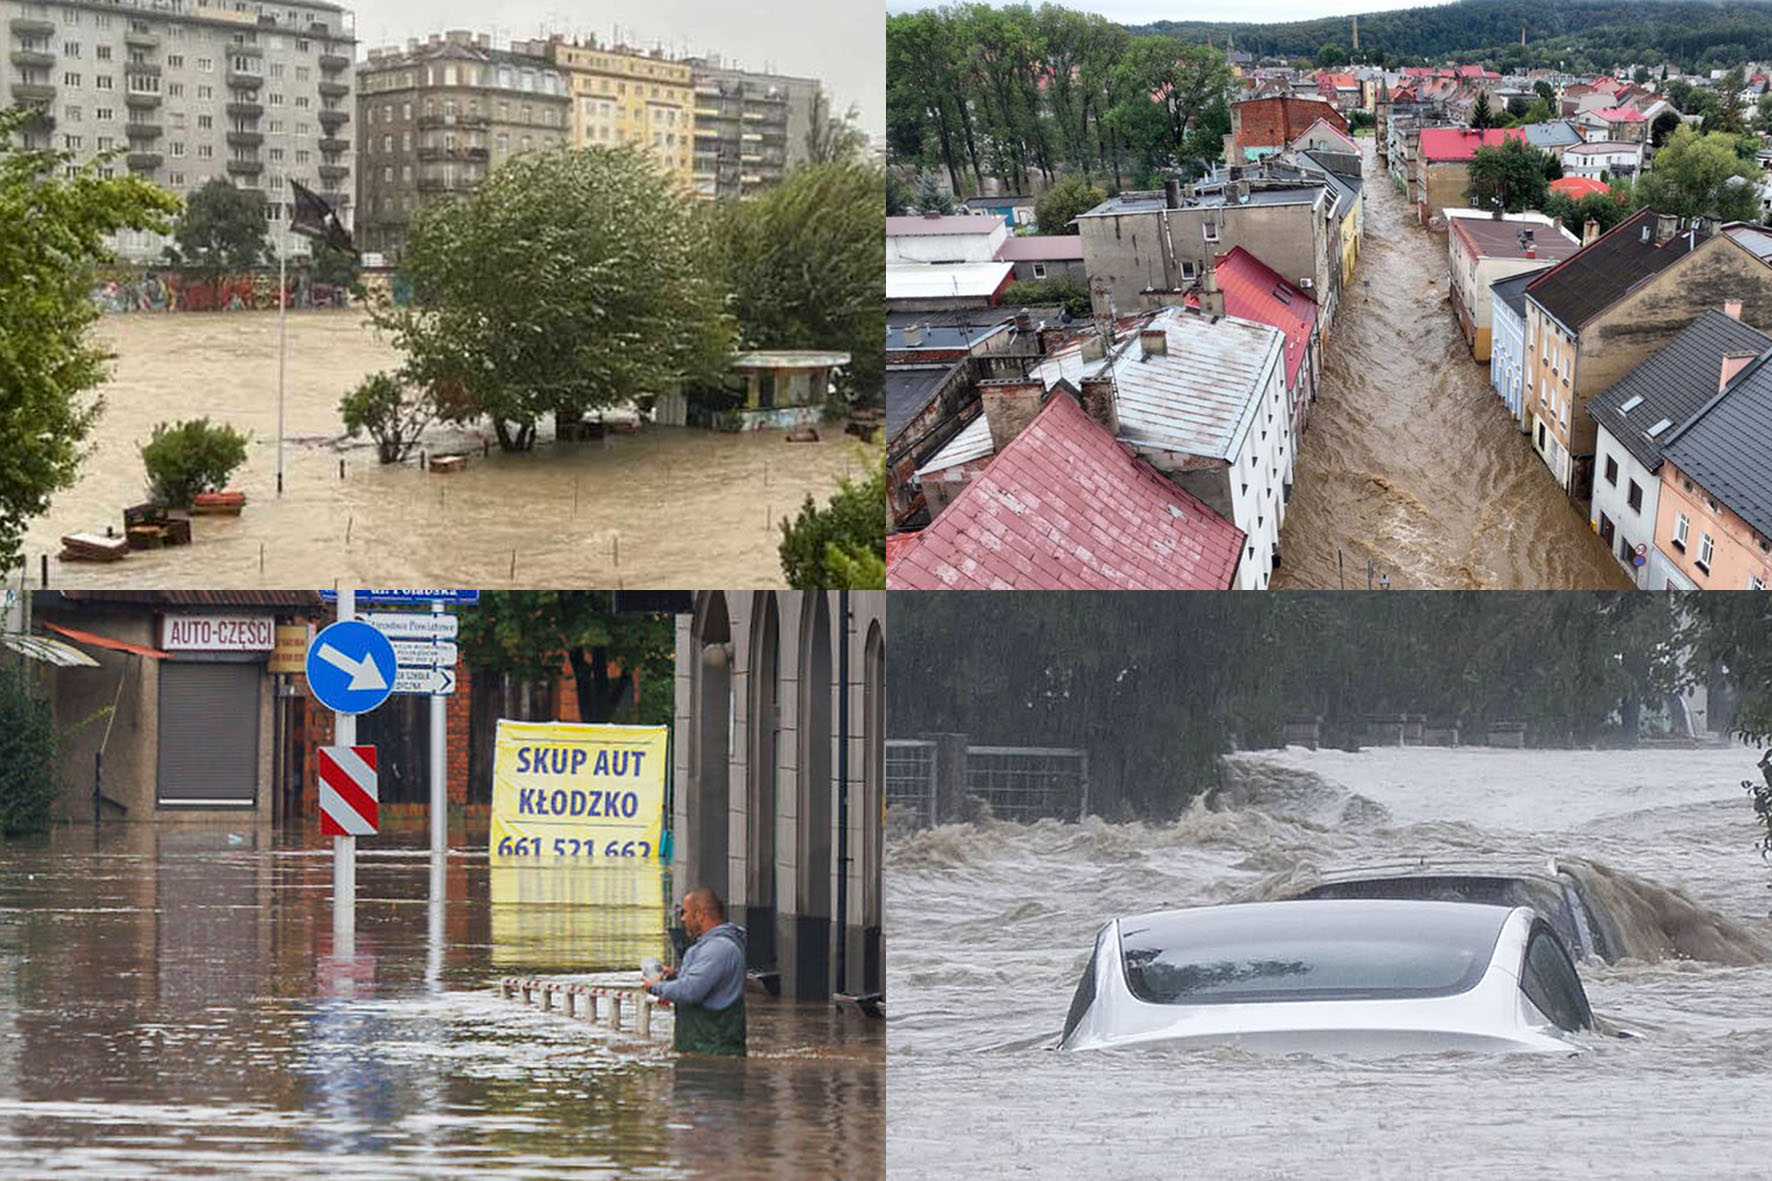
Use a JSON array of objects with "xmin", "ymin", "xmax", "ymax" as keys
[{"xmin": 319, "ymin": 745, "xmax": 378, "ymax": 836}]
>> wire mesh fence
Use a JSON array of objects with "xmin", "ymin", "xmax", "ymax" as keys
[
  {"xmin": 887, "ymin": 737, "xmax": 1088, "ymax": 828},
  {"xmin": 886, "ymin": 739, "xmax": 937, "ymax": 828}
]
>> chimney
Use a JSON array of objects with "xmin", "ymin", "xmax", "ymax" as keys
[
  {"xmin": 1720, "ymin": 351, "xmax": 1757, "ymax": 392},
  {"xmin": 1079, "ymin": 374, "xmax": 1119, "ymax": 434},
  {"xmin": 1014, "ymin": 309, "xmax": 1032, "ymax": 335},
  {"xmin": 979, "ymin": 379, "xmax": 1046, "ymax": 452},
  {"xmin": 1654, "ymin": 213, "xmax": 1678, "ymax": 245},
  {"xmin": 1080, "ymin": 335, "xmax": 1106, "ymax": 363},
  {"xmin": 1726, "ymin": 299, "xmax": 1744, "ymax": 320},
  {"xmin": 1140, "ymin": 328, "xmax": 1168, "ymax": 358},
  {"xmin": 1583, "ymin": 218, "xmax": 1601, "ymax": 246},
  {"xmin": 1199, "ymin": 260, "xmax": 1226, "ymax": 318},
  {"xmin": 1164, "ymin": 178, "xmax": 1182, "ymax": 209}
]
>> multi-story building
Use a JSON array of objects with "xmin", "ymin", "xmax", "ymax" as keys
[
  {"xmin": 354, "ymin": 31, "xmax": 569, "ymax": 262},
  {"xmin": 1, "ymin": 0, "xmax": 356, "ymax": 261},
  {"xmin": 685, "ymin": 54, "xmax": 822, "ymax": 201},
  {"xmin": 513, "ymin": 35, "xmax": 694, "ymax": 190}
]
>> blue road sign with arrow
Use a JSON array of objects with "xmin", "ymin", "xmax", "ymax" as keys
[{"xmin": 306, "ymin": 620, "xmax": 397, "ymax": 715}]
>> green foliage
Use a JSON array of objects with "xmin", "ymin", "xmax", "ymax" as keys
[
  {"xmin": 171, "ymin": 178, "xmax": 269, "ymax": 278},
  {"xmin": 1542, "ymin": 187, "xmax": 1630, "ymax": 236},
  {"xmin": 1712, "ymin": 66, "xmax": 1748, "ymax": 134},
  {"xmin": 0, "ymin": 660, "xmax": 59, "ymax": 837},
  {"xmin": 1466, "ymin": 138, "xmax": 1557, "ymax": 214},
  {"xmin": 1316, "ymin": 42, "xmax": 1349, "ymax": 69},
  {"xmin": 372, "ymin": 146, "xmax": 731, "ymax": 452},
  {"xmin": 717, "ymin": 161, "xmax": 886, "ymax": 406},
  {"xmin": 1000, "ymin": 274, "xmax": 1093, "ymax": 318},
  {"xmin": 807, "ymin": 102, "xmax": 871, "ymax": 165},
  {"xmin": 0, "ymin": 107, "xmax": 179, "ymax": 572},
  {"xmin": 1535, "ymin": 80, "xmax": 1556, "ymax": 106},
  {"xmin": 1035, "ymin": 175, "xmax": 1106, "ymax": 235},
  {"xmin": 914, "ymin": 173, "xmax": 955, "ymax": 213},
  {"xmin": 310, "ymin": 239, "xmax": 359, "ymax": 289},
  {"xmin": 779, "ymin": 451, "xmax": 885, "ymax": 589},
  {"xmin": 457, "ymin": 591, "xmax": 675, "ymax": 725},
  {"xmin": 1632, "ymin": 125, "xmax": 1762, "ymax": 223},
  {"xmin": 140, "ymin": 417, "xmax": 249, "ymax": 507},
  {"xmin": 1471, "ymin": 91, "xmax": 1495, "ymax": 130},
  {"xmin": 339, "ymin": 371, "xmax": 434, "ymax": 464},
  {"xmin": 1651, "ymin": 109, "xmax": 1684, "ymax": 147},
  {"xmin": 887, "ymin": 172, "xmax": 914, "ymax": 216}
]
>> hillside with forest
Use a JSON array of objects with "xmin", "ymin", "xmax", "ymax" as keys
[{"xmin": 1135, "ymin": 0, "xmax": 1772, "ymax": 72}]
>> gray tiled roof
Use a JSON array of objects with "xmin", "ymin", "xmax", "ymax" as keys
[
  {"xmin": 1660, "ymin": 335, "xmax": 1772, "ymax": 540},
  {"xmin": 1588, "ymin": 310, "xmax": 1771, "ymax": 473},
  {"xmin": 1489, "ymin": 266, "xmax": 1551, "ymax": 319}
]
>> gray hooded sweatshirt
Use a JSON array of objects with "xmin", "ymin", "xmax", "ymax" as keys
[{"xmin": 648, "ymin": 922, "xmax": 746, "ymax": 1011}]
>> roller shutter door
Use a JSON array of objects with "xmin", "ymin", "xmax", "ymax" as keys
[{"xmin": 157, "ymin": 662, "xmax": 261, "ymax": 806}]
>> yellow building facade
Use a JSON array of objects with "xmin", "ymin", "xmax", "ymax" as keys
[{"xmin": 515, "ymin": 36, "xmax": 694, "ymax": 187}]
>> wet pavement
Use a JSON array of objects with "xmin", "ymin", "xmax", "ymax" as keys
[
  {"xmin": 0, "ymin": 821, "xmax": 882, "ymax": 1178},
  {"xmin": 1273, "ymin": 142, "xmax": 1631, "ymax": 590},
  {"xmin": 22, "ymin": 311, "xmax": 871, "ymax": 589}
]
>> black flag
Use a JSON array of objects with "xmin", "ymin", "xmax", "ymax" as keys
[{"xmin": 289, "ymin": 178, "xmax": 356, "ymax": 256}]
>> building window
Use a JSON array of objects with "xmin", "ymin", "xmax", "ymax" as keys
[
  {"xmin": 1203, "ymin": 222, "xmax": 1219, "ymax": 243},
  {"xmin": 1673, "ymin": 512, "xmax": 1689, "ymax": 551},
  {"xmin": 1696, "ymin": 532, "xmax": 1715, "ymax": 573},
  {"xmin": 1604, "ymin": 455, "xmax": 1618, "ymax": 487},
  {"xmin": 1626, "ymin": 480, "xmax": 1642, "ymax": 512}
]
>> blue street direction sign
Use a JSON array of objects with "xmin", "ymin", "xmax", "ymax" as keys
[
  {"xmin": 320, "ymin": 590, "xmax": 480, "ymax": 605},
  {"xmin": 306, "ymin": 620, "xmax": 397, "ymax": 715}
]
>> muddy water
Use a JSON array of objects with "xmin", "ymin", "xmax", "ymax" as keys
[
  {"xmin": 0, "ymin": 822, "xmax": 882, "ymax": 1177},
  {"xmin": 1273, "ymin": 143, "xmax": 1630, "ymax": 589},
  {"xmin": 887, "ymin": 744, "xmax": 1772, "ymax": 1178},
  {"xmin": 21, "ymin": 312, "xmax": 870, "ymax": 589}
]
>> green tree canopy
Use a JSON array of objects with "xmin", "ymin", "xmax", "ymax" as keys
[
  {"xmin": 1000, "ymin": 274, "xmax": 1092, "ymax": 317},
  {"xmin": 780, "ymin": 452, "xmax": 885, "ymax": 589},
  {"xmin": 169, "ymin": 178, "xmax": 268, "ymax": 277},
  {"xmin": 1034, "ymin": 174, "xmax": 1106, "ymax": 235},
  {"xmin": 1632, "ymin": 125, "xmax": 1762, "ymax": 222},
  {"xmin": 458, "ymin": 591, "xmax": 675, "ymax": 724},
  {"xmin": 1471, "ymin": 91, "xmax": 1495, "ymax": 129},
  {"xmin": 1316, "ymin": 42, "xmax": 1349, "ymax": 69},
  {"xmin": 374, "ymin": 146, "xmax": 732, "ymax": 452},
  {"xmin": 0, "ymin": 108, "xmax": 179, "ymax": 570},
  {"xmin": 1466, "ymin": 137, "xmax": 1557, "ymax": 213},
  {"xmin": 1543, "ymin": 186, "xmax": 1630, "ymax": 237},
  {"xmin": 1651, "ymin": 108, "xmax": 1684, "ymax": 147}
]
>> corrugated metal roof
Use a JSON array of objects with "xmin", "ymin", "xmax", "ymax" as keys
[
  {"xmin": 915, "ymin": 413, "xmax": 993, "ymax": 477},
  {"xmin": 885, "ymin": 214, "xmax": 1006, "ymax": 237},
  {"xmin": 1034, "ymin": 307, "xmax": 1284, "ymax": 462},
  {"xmin": 886, "ymin": 263, "xmax": 1014, "ymax": 300},
  {"xmin": 2, "ymin": 634, "xmax": 100, "ymax": 667}
]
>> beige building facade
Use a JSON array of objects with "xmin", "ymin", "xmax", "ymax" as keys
[{"xmin": 514, "ymin": 35, "xmax": 694, "ymax": 189}]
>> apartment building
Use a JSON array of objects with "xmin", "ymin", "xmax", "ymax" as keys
[
  {"xmin": 512, "ymin": 35, "xmax": 694, "ymax": 189},
  {"xmin": 685, "ymin": 54, "xmax": 822, "ymax": 201},
  {"xmin": 354, "ymin": 31, "xmax": 569, "ymax": 262},
  {"xmin": 1, "ymin": 0, "xmax": 356, "ymax": 260}
]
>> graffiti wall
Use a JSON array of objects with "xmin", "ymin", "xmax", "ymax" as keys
[{"xmin": 90, "ymin": 268, "xmax": 351, "ymax": 314}]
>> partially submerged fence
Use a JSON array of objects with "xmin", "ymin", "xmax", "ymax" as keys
[
  {"xmin": 498, "ymin": 977, "xmax": 666, "ymax": 1040},
  {"xmin": 887, "ymin": 734, "xmax": 1089, "ymax": 828}
]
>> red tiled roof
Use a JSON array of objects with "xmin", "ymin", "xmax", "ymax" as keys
[
  {"xmin": 1549, "ymin": 176, "xmax": 1616, "ymax": 199},
  {"xmin": 995, "ymin": 236, "xmax": 1085, "ymax": 262},
  {"xmin": 886, "ymin": 394, "xmax": 1244, "ymax": 590},
  {"xmin": 1591, "ymin": 107, "xmax": 1647, "ymax": 122},
  {"xmin": 1212, "ymin": 246, "xmax": 1317, "ymax": 391},
  {"xmin": 1418, "ymin": 127, "xmax": 1525, "ymax": 162},
  {"xmin": 885, "ymin": 214, "xmax": 1005, "ymax": 237}
]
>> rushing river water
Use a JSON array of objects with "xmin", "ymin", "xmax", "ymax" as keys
[
  {"xmin": 21, "ymin": 312, "xmax": 869, "ymax": 589},
  {"xmin": 1272, "ymin": 143, "xmax": 1630, "ymax": 590},
  {"xmin": 0, "ymin": 822, "xmax": 882, "ymax": 1177},
  {"xmin": 886, "ymin": 744, "xmax": 1772, "ymax": 1178}
]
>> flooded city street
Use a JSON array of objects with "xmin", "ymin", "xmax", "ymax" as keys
[
  {"xmin": 0, "ymin": 821, "xmax": 882, "ymax": 1177},
  {"xmin": 1274, "ymin": 143, "xmax": 1630, "ymax": 590},
  {"xmin": 887, "ymin": 744, "xmax": 1772, "ymax": 1178},
  {"xmin": 21, "ymin": 312, "xmax": 868, "ymax": 589}
]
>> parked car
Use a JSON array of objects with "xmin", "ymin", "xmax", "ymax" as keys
[{"xmin": 1058, "ymin": 899, "xmax": 1592, "ymax": 1056}]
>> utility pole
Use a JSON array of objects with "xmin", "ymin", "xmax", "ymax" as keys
[{"xmin": 333, "ymin": 587, "xmax": 356, "ymax": 954}]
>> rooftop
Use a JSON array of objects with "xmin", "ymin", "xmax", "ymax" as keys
[
  {"xmin": 1489, "ymin": 265, "xmax": 1553, "ymax": 319},
  {"xmin": 1564, "ymin": 140, "xmax": 1642, "ymax": 155},
  {"xmin": 1589, "ymin": 309, "xmax": 1771, "ymax": 474},
  {"xmin": 885, "ymin": 262, "xmax": 1015, "ymax": 301},
  {"xmin": 886, "ymin": 364, "xmax": 959, "ymax": 441},
  {"xmin": 1210, "ymin": 246, "xmax": 1318, "ymax": 391},
  {"xmin": 1549, "ymin": 176, "xmax": 1616, "ymax": 199},
  {"xmin": 1418, "ymin": 127, "xmax": 1526, "ymax": 162},
  {"xmin": 995, "ymin": 236, "xmax": 1086, "ymax": 262},
  {"xmin": 1450, "ymin": 216, "xmax": 1582, "ymax": 263},
  {"xmin": 1078, "ymin": 185, "xmax": 1321, "ymax": 218},
  {"xmin": 1525, "ymin": 209, "xmax": 1703, "ymax": 331},
  {"xmin": 885, "ymin": 214, "xmax": 1007, "ymax": 237},
  {"xmin": 1662, "ymin": 343, "xmax": 1772, "ymax": 541},
  {"xmin": 885, "ymin": 319, "xmax": 1013, "ymax": 353},
  {"xmin": 1591, "ymin": 107, "xmax": 1649, "ymax": 121},
  {"xmin": 887, "ymin": 394, "xmax": 1244, "ymax": 590}
]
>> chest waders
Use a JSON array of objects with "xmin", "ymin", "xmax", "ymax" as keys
[{"xmin": 672, "ymin": 994, "xmax": 747, "ymax": 1057}]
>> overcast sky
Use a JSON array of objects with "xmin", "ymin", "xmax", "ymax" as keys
[
  {"xmin": 885, "ymin": 0, "xmax": 1453, "ymax": 27},
  {"xmin": 346, "ymin": 0, "xmax": 884, "ymax": 135}
]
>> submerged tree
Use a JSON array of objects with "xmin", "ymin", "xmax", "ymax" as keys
[{"xmin": 169, "ymin": 178, "xmax": 269, "ymax": 280}]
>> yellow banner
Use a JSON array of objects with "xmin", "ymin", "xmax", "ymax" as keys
[
  {"xmin": 489, "ymin": 719, "xmax": 668, "ymax": 865},
  {"xmin": 488, "ymin": 863, "xmax": 671, "ymax": 969}
]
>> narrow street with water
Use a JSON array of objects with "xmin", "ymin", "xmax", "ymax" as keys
[{"xmin": 1274, "ymin": 142, "xmax": 1631, "ymax": 590}]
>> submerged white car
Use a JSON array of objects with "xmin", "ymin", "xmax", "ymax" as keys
[{"xmin": 1058, "ymin": 899, "xmax": 1592, "ymax": 1056}]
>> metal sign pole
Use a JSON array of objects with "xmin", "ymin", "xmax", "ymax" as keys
[
  {"xmin": 430, "ymin": 598, "xmax": 447, "ymax": 858},
  {"xmin": 333, "ymin": 587, "xmax": 356, "ymax": 953}
]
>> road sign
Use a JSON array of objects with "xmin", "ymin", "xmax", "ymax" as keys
[
  {"xmin": 395, "ymin": 665, "xmax": 456, "ymax": 696},
  {"xmin": 319, "ymin": 745, "xmax": 379, "ymax": 836},
  {"xmin": 391, "ymin": 639, "xmax": 458, "ymax": 667},
  {"xmin": 306, "ymin": 620, "xmax": 397, "ymax": 715},
  {"xmin": 363, "ymin": 612, "xmax": 459, "ymax": 640},
  {"xmin": 321, "ymin": 590, "xmax": 480, "ymax": 604}
]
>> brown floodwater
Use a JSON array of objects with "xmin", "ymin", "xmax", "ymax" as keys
[
  {"xmin": 0, "ymin": 821, "xmax": 882, "ymax": 1177},
  {"xmin": 21, "ymin": 312, "xmax": 871, "ymax": 589},
  {"xmin": 1273, "ymin": 142, "xmax": 1631, "ymax": 590}
]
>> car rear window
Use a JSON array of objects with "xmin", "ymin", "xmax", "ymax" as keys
[{"xmin": 1120, "ymin": 902, "xmax": 1506, "ymax": 1006}]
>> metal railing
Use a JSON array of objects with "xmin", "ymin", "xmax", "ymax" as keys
[
  {"xmin": 886, "ymin": 738, "xmax": 1089, "ymax": 828},
  {"xmin": 885, "ymin": 739, "xmax": 936, "ymax": 828}
]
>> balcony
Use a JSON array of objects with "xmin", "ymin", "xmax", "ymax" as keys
[
  {"xmin": 126, "ymin": 151, "xmax": 163, "ymax": 171},
  {"xmin": 318, "ymin": 162, "xmax": 349, "ymax": 182},
  {"xmin": 416, "ymin": 144, "xmax": 441, "ymax": 161},
  {"xmin": 9, "ymin": 49, "xmax": 53, "ymax": 69},
  {"xmin": 124, "ymin": 62, "xmax": 162, "ymax": 78},
  {"xmin": 225, "ymin": 101, "xmax": 263, "ymax": 119},
  {"xmin": 8, "ymin": 17, "xmax": 54, "ymax": 37},
  {"xmin": 317, "ymin": 108, "xmax": 349, "ymax": 130},
  {"xmin": 124, "ymin": 91, "xmax": 162, "ymax": 109},
  {"xmin": 226, "ymin": 68, "xmax": 263, "ymax": 90},
  {"xmin": 319, "ymin": 52, "xmax": 350, "ymax": 72},
  {"xmin": 232, "ymin": 42, "xmax": 265, "ymax": 59},
  {"xmin": 124, "ymin": 121, "xmax": 163, "ymax": 140},
  {"xmin": 226, "ymin": 130, "xmax": 263, "ymax": 148},
  {"xmin": 417, "ymin": 176, "xmax": 447, "ymax": 193},
  {"xmin": 317, "ymin": 80, "xmax": 349, "ymax": 99},
  {"xmin": 225, "ymin": 158, "xmax": 264, "ymax": 177},
  {"xmin": 10, "ymin": 81, "xmax": 55, "ymax": 102},
  {"xmin": 318, "ymin": 136, "xmax": 349, "ymax": 155},
  {"xmin": 466, "ymin": 145, "xmax": 489, "ymax": 161}
]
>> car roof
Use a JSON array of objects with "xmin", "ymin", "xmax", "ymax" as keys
[{"xmin": 1117, "ymin": 899, "xmax": 1520, "ymax": 952}]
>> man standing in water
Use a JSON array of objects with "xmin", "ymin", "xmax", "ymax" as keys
[{"xmin": 643, "ymin": 887, "xmax": 747, "ymax": 1056}]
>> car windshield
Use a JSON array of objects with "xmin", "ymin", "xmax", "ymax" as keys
[{"xmin": 1120, "ymin": 902, "xmax": 1507, "ymax": 1006}]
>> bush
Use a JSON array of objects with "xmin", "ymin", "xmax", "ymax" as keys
[
  {"xmin": 779, "ymin": 451, "xmax": 886, "ymax": 589},
  {"xmin": 339, "ymin": 371, "xmax": 435, "ymax": 464},
  {"xmin": 141, "ymin": 417, "xmax": 250, "ymax": 507},
  {"xmin": 0, "ymin": 663, "xmax": 60, "ymax": 837},
  {"xmin": 1001, "ymin": 274, "xmax": 1092, "ymax": 318}
]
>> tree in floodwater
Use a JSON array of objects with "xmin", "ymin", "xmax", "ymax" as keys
[
  {"xmin": 0, "ymin": 108, "xmax": 180, "ymax": 571},
  {"xmin": 0, "ymin": 659, "xmax": 60, "ymax": 837},
  {"xmin": 373, "ymin": 147, "xmax": 731, "ymax": 452}
]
